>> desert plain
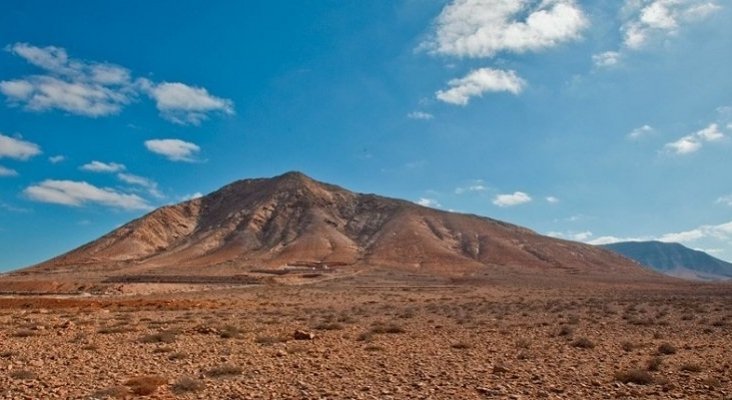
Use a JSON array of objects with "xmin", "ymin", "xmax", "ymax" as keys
[{"xmin": 0, "ymin": 267, "xmax": 730, "ymax": 400}]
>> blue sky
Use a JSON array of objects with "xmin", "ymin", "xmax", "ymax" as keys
[{"xmin": 1, "ymin": 0, "xmax": 731, "ymax": 270}]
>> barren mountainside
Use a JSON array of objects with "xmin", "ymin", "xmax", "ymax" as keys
[
  {"xmin": 602, "ymin": 241, "xmax": 732, "ymax": 281},
  {"xmin": 27, "ymin": 172, "xmax": 651, "ymax": 277}
]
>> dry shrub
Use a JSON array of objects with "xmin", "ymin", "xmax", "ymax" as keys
[
  {"xmin": 139, "ymin": 330, "xmax": 177, "ymax": 344},
  {"xmin": 205, "ymin": 364, "xmax": 242, "ymax": 378},
  {"xmin": 370, "ymin": 322, "xmax": 405, "ymax": 334},
  {"xmin": 314, "ymin": 322, "xmax": 344, "ymax": 331},
  {"xmin": 646, "ymin": 356, "xmax": 663, "ymax": 371},
  {"xmin": 9, "ymin": 370, "xmax": 36, "ymax": 380},
  {"xmin": 451, "ymin": 342, "xmax": 472, "ymax": 350},
  {"xmin": 168, "ymin": 351, "xmax": 187, "ymax": 361},
  {"xmin": 492, "ymin": 363, "xmax": 510, "ymax": 374},
  {"xmin": 124, "ymin": 375, "xmax": 167, "ymax": 395},
  {"xmin": 219, "ymin": 325, "xmax": 243, "ymax": 339},
  {"xmin": 620, "ymin": 341, "xmax": 638, "ymax": 352},
  {"xmin": 557, "ymin": 325, "xmax": 574, "ymax": 337},
  {"xmin": 614, "ymin": 369, "xmax": 654, "ymax": 385},
  {"xmin": 657, "ymin": 343, "xmax": 677, "ymax": 355},
  {"xmin": 571, "ymin": 337, "xmax": 595, "ymax": 349},
  {"xmin": 254, "ymin": 335, "xmax": 287, "ymax": 346},
  {"xmin": 680, "ymin": 362, "xmax": 703, "ymax": 372},
  {"xmin": 12, "ymin": 329, "xmax": 36, "ymax": 338},
  {"xmin": 364, "ymin": 344, "xmax": 384, "ymax": 352},
  {"xmin": 172, "ymin": 375, "xmax": 205, "ymax": 394}
]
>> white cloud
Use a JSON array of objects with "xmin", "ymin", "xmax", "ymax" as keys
[
  {"xmin": 48, "ymin": 155, "xmax": 66, "ymax": 164},
  {"xmin": 80, "ymin": 161, "xmax": 126, "ymax": 173},
  {"xmin": 407, "ymin": 111, "xmax": 434, "ymax": 120},
  {"xmin": 664, "ymin": 123, "xmax": 724, "ymax": 155},
  {"xmin": 436, "ymin": 68, "xmax": 526, "ymax": 105},
  {"xmin": 572, "ymin": 231, "xmax": 593, "ymax": 241},
  {"xmin": 493, "ymin": 191, "xmax": 532, "ymax": 207},
  {"xmin": 665, "ymin": 135, "xmax": 701, "ymax": 154},
  {"xmin": 117, "ymin": 173, "xmax": 163, "ymax": 198},
  {"xmin": 425, "ymin": 0, "xmax": 588, "ymax": 58},
  {"xmin": 181, "ymin": 192, "xmax": 204, "ymax": 201},
  {"xmin": 586, "ymin": 220, "xmax": 732, "ymax": 249},
  {"xmin": 0, "ymin": 133, "xmax": 42, "ymax": 160},
  {"xmin": 628, "ymin": 124, "xmax": 655, "ymax": 139},
  {"xmin": 587, "ymin": 235, "xmax": 637, "ymax": 245},
  {"xmin": 592, "ymin": 51, "xmax": 622, "ymax": 67},
  {"xmin": 416, "ymin": 198, "xmax": 441, "ymax": 208},
  {"xmin": 546, "ymin": 196, "xmax": 560, "ymax": 204},
  {"xmin": 0, "ymin": 166, "xmax": 18, "ymax": 177},
  {"xmin": 621, "ymin": 0, "xmax": 722, "ymax": 49},
  {"xmin": 145, "ymin": 82, "xmax": 234, "ymax": 125},
  {"xmin": 656, "ymin": 221, "xmax": 732, "ymax": 243},
  {"xmin": 2, "ymin": 43, "xmax": 234, "ymax": 124},
  {"xmin": 0, "ymin": 76, "xmax": 132, "ymax": 117},
  {"xmin": 24, "ymin": 180, "xmax": 150, "ymax": 210},
  {"xmin": 144, "ymin": 139, "xmax": 200, "ymax": 162},
  {"xmin": 1, "ymin": 43, "xmax": 135, "ymax": 117}
]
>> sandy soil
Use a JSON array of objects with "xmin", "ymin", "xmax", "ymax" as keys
[{"xmin": 0, "ymin": 273, "xmax": 730, "ymax": 399}]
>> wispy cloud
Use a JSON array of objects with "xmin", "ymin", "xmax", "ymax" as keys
[
  {"xmin": 546, "ymin": 196, "xmax": 560, "ymax": 204},
  {"xmin": 48, "ymin": 155, "xmax": 66, "ymax": 164},
  {"xmin": 406, "ymin": 111, "xmax": 434, "ymax": 120},
  {"xmin": 628, "ymin": 124, "xmax": 655, "ymax": 140},
  {"xmin": 424, "ymin": 0, "xmax": 588, "ymax": 58},
  {"xmin": 117, "ymin": 172, "xmax": 163, "ymax": 198},
  {"xmin": 80, "ymin": 160, "xmax": 125, "ymax": 173},
  {"xmin": 144, "ymin": 139, "xmax": 200, "ymax": 162},
  {"xmin": 664, "ymin": 123, "xmax": 724, "ymax": 155},
  {"xmin": 493, "ymin": 191, "xmax": 532, "ymax": 207},
  {"xmin": 1, "ymin": 43, "xmax": 234, "ymax": 124},
  {"xmin": 436, "ymin": 68, "xmax": 525, "ymax": 105},
  {"xmin": 716, "ymin": 195, "xmax": 732, "ymax": 207},
  {"xmin": 24, "ymin": 179, "xmax": 150, "ymax": 210},
  {"xmin": 0, "ymin": 166, "xmax": 18, "ymax": 177},
  {"xmin": 455, "ymin": 180, "xmax": 487, "ymax": 194},
  {"xmin": 0, "ymin": 133, "xmax": 42, "ymax": 160},
  {"xmin": 592, "ymin": 51, "xmax": 622, "ymax": 68}
]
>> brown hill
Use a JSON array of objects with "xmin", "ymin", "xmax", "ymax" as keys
[{"xmin": 13, "ymin": 171, "xmax": 657, "ymax": 285}]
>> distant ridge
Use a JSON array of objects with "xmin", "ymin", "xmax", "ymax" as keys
[
  {"xmin": 602, "ymin": 241, "xmax": 732, "ymax": 281},
  {"xmin": 18, "ymin": 171, "xmax": 655, "ymax": 281}
]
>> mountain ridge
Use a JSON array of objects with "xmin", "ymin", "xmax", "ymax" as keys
[{"xmin": 18, "ymin": 171, "xmax": 657, "ymax": 282}]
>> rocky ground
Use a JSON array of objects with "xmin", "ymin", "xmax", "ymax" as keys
[{"xmin": 0, "ymin": 280, "xmax": 731, "ymax": 399}]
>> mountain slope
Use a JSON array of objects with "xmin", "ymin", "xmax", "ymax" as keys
[
  {"xmin": 602, "ymin": 241, "xmax": 732, "ymax": 281},
  {"xmin": 21, "ymin": 172, "xmax": 654, "ymax": 280}
]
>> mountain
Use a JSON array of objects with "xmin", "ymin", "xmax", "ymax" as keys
[
  {"xmin": 13, "ymin": 172, "xmax": 657, "ymax": 285},
  {"xmin": 602, "ymin": 241, "xmax": 732, "ymax": 281}
]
